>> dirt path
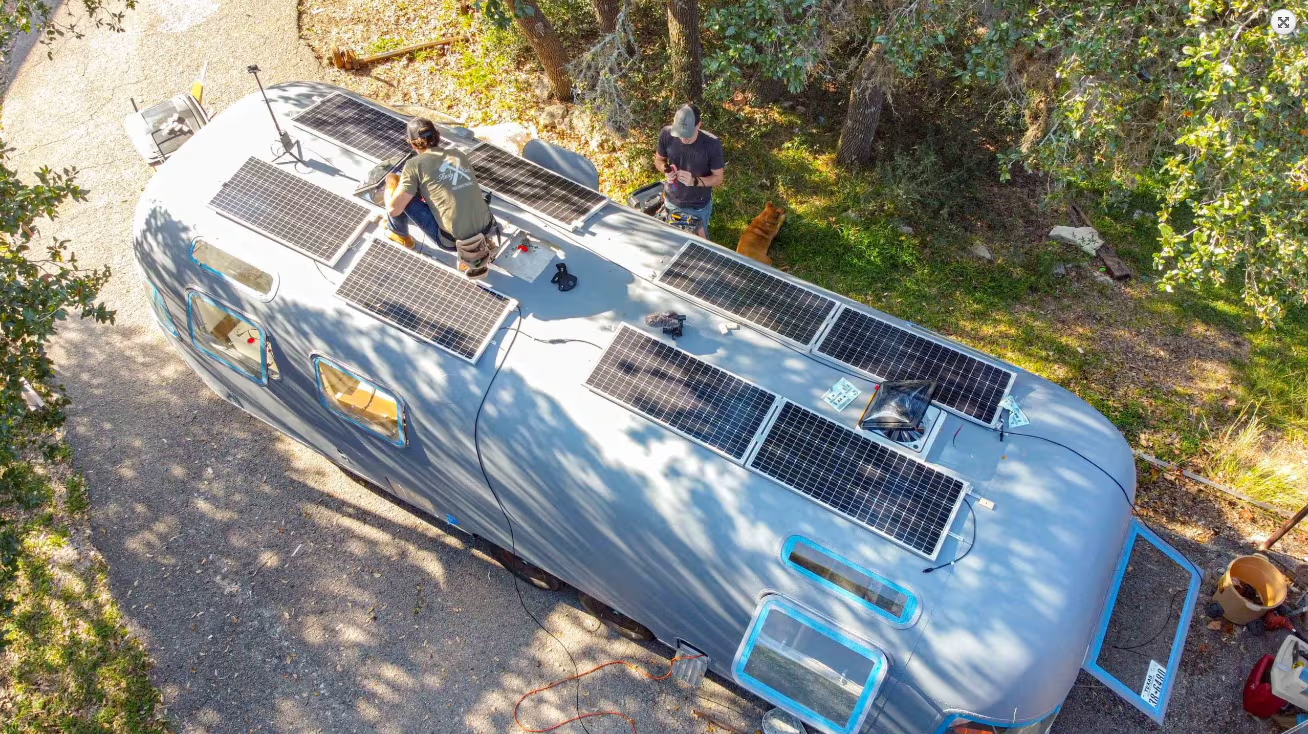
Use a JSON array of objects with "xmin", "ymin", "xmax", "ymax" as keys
[
  {"xmin": 0, "ymin": 1, "xmax": 1294, "ymax": 733},
  {"xmin": 0, "ymin": 3, "xmax": 761, "ymax": 733}
]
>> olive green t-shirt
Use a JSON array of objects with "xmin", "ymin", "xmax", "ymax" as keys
[{"xmin": 398, "ymin": 148, "xmax": 492, "ymax": 240}]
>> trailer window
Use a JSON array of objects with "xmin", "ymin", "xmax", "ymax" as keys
[
  {"xmin": 783, "ymin": 537, "xmax": 918, "ymax": 626},
  {"xmin": 734, "ymin": 597, "xmax": 887, "ymax": 734},
  {"xmin": 192, "ymin": 238, "xmax": 275, "ymax": 296},
  {"xmin": 149, "ymin": 285, "xmax": 179, "ymax": 337},
  {"xmin": 187, "ymin": 292, "xmax": 275, "ymax": 384},
  {"xmin": 314, "ymin": 357, "xmax": 407, "ymax": 446}
]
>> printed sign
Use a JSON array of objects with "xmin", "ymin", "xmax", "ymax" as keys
[
  {"xmin": 822, "ymin": 378, "xmax": 861, "ymax": 411},
  {"xmin": 1140, "ymin": 659, "xmax": 1167, "ymax": 708}
]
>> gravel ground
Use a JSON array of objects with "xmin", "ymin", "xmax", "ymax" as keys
[
  {"xmin": 1, "ymin": 1, "xmax": 1301, "ymax": 732},
  {"xmin": 0, "ymin": 3, "xmax": 762, "ymax": 733}
]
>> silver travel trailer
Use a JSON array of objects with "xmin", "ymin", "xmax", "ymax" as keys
[{"xmin": 132, "ymin": 81, "xmax": 1202, "ymax": 734}]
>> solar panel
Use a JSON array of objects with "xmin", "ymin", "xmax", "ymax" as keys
[
  {"xmin": 586, "ymin": 326, "xmax": 777, "ymax": 460},
  {"xmin": 658, "ymin": 242, "xmax": 837, "ymax": 345},
  {"xmin": 292, "ymin": 93, "xmax": 409, "ymax": 161},
  {"xmin": 336, "ymin": 239, "xmax": 515, "ymax": 363},
  {"xmin": 816, "ymin": 308, "xmax": 1014, "ymax": 425},
  {"xmin": 750, "ymin": 401, "xmax": 968, "ymax": 558},
  {"xmin": 209, "ymin": 158, "xmax": 370, "ymax": 266},
  {"xmin": 466, "ymin": 143, "xmax": 608, "ymax": 229}
]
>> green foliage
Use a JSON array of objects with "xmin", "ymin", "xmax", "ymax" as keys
[
  {"xmin": 364, "ymin": 35, "xmax": 405, "ymax": 54},
  {"xmin": 0, "ymin": 164, "xmax": 115, "ymax": 467},
  {"xmin": 0, "ymin": 2, "xmax": 168, "ymax": 731},
  {"xmin": 703, "ymin": 0, "xmax": 823, "ymax": 98},
  {"xmin": 0, "ymin": 0, "xmax": 136, "ymax": 58},
  {"xmin": 873, "ymin": 0, "xmax": 1308, "ymax": 324}
]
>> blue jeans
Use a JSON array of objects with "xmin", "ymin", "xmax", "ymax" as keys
[
  {"xmin": 388, "ymin": 197, "xmax": 454, "ymax": 251},
  {"xmin": 663, "ymin": 198, "xmax": 713, "ymax": 236}
]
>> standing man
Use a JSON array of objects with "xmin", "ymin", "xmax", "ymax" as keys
[
  {"xmin": 653, "ymin": 103, "xmax": 724, "ymax": 238},
  {"xmin": 385, "ymin": 118, "xmax": 496, "ymax": 276}
]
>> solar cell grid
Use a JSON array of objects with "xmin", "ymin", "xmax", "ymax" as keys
[
  {"xmin": 750, "ymin": 401, "xmax": 967, "ymax": 558},
  {"xmin": 209, "ymin": 158, "xmax": 368, "ymax": 266},
  {"xmin": 817, "ymin": 308, "xmax": 1014, "ymax": 425},
  {"xmin": 336, "ymin": 240, "xmax": 514, "ymax": 362},
  {"xmin": 585, "ymin": 326, "xmax": 776, "ymax": 460},
  {"xmin": 658, "ymin": 243, "xmax": 837, "ymax": 344},
  {"xmin": 466, "ymin": 143, "xmax": 607, "ymax": 228},
  {"xmin": 292, "ymin": 93, "xmax": 410, "ymax": 161}
]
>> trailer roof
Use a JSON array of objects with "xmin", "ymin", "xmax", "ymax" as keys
[{"xmin": 137, "ymin": 82, "xmax": 1139, "ymax": 724}]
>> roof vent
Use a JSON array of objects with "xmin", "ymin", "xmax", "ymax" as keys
[{"xmin": 859, "ymin": 380, "xmax": 941, "ymax": 452}]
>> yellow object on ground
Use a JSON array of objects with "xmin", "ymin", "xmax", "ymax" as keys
[{"xmin": 1214, "ymin": 555, "xmax": 1287, "ymax": 624}]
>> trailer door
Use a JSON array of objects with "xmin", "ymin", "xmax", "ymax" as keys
[{"xmin": 1083, "ymin": 519, "xmax": 1201, "ymax": 724}]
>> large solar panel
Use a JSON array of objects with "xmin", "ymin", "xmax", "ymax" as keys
[
  {"xmin": 816, "ymin": 308, "xmax": 1014, "ymax": 425},
  {"xmin": 586, "ymin": 326, "xmax": 776, "ymax": 460},
  {"xmin": 658, "ymin": 243, "xmax": 837, "ymax": 345},
  {"xmin": 336, "ymin": 240, "xmax": 515, "ymax": 363},
  {"xmin": 209, "ymin": 158, "xmax": 369, "ymax": 266},
  {"xmin": 466, "ymin": 143, "xmax": 608, "ymax": 229},
  {"xmin": 292, "ymin": 93, "xmax": 409, "ymax": 161},
  {"xmin": 750, "ymin": 402, "xmax": 968, "ymax": 558}
]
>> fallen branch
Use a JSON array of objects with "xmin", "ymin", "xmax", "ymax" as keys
[{"xmin": 1134, "ymin": 449, "xmax": 1293, "ymax": 519}]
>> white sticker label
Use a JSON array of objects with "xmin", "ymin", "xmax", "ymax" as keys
[
  {"xmin": 822, "ymin": 378, "xmax": 862, "ymax": 411},
  {"xmin": 1141, "ymin": 659, "xmax": 1166, "ymax": 708}
]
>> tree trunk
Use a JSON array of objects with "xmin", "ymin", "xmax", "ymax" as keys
[
  {"xmin": 515, "ymin": 0, "xmax": 573, "ymax": 102},
  {"xmin": 837, "ymin": 45, "xmax": 889, "ymax": 168},
  {"xmin": 594, "ymin": 0, "xmax": 620, "ymax": 33},
  {"xmin": 666, "ymin": 0, "xmax": 703, "ymax": 103}
]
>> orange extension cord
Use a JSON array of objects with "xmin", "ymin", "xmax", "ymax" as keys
[{"xmin": 514, "ymin": 654, "xmax": 707, "ymax": 734}]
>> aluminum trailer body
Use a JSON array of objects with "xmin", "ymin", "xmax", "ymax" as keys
[{"xmin": 132, "ymin": 82, "xmax": 1200, "ymax": 734}]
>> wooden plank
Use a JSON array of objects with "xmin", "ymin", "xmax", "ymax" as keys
[{"xmin": 1097, "ymin": 244, "xmax": 1134, "ymax": 280}]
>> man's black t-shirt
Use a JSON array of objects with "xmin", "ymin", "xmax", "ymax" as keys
[{"xmin": 657, "ymin": 126, "xmax": 725, "ymax": 209}]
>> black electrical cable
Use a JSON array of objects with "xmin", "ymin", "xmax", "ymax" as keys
[
  {"xmin": 472, "ymin": 304, "xmax": 592, "ymax": 734},
  {"xmin": 923, "ymin": 496, "xmax": 976, "ymax": 573},
  {"xmin": 997, "ymin": 428, "xmax": 1137, "ymax": 512},
  {"xmin": 1109, "ymin": 587, "xmax": 1187, "ymax": 657}
]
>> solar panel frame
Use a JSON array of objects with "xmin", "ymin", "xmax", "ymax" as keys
[
  {"xmin": 466, "ymin": 143, "xmax": 609, "ymax": 230},
  {"xmin": 585, "ymin": 325, "xmax": 780, "ymax": 462},
  {"xmin": 291, "ymin": 93, "xmax": 410, "ymax": 161},
  {"xmin": 656, "ymin": 241, "xmax": 840, "ymax": 347},
  {"xmin": 747, "ymin": 400, "xmax": 970, "ymax": 560},
  {"xmin": 335, "ymin": 238, "xmax": 517, "ymax": 364},
  {"xmin": 208, "ymin": 157, "xmax": 370, "ymax": 267},
  {"xmin": 814, "ymin": 306, "xmax": 1016, "ymax": 426}
]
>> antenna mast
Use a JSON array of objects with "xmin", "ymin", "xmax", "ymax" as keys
[{"xmin": 247, "ymin": 65, "xmax": 305, "ymax": 164}]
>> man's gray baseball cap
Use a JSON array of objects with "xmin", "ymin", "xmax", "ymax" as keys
[{"xmin": 670, "ymin": 104, "xmax": 698, "ymax": 138}]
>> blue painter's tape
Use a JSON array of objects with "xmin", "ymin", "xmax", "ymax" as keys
[
  {"xmin": 1081, "ymin": 518, "xmax": 1201, "ymax": 724},
  {"xmin": 186, "ymin": 290, "xmax": 268, "ymax": 385},
  {"xmin": 733, "ymin": 596, "xmax": 888, "ymax": 734},
  {"xmin": 312, "ymin": 355, "xmax": 409, "ymax": 448},
  {"xmin": 781, "ymin": 535, "xmax": 919, "ymax": 627}
]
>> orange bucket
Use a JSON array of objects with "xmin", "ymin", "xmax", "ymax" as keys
[{"xmin": 1214, "ymin": 555, "xmax": 1287, "ymax": 624}]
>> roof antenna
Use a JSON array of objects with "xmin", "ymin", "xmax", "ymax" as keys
[{"xmin": 247, "ymin": 65, "xmax": 305, "ymax": 164}]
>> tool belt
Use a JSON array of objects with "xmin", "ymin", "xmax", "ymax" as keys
[{"xmin": 455, "ymin": 232, "xmax": 493, "ymax": 280}]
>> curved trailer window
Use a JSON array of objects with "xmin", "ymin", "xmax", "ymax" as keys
[
  {"xmin": 149, "ymin": 285, "xmax": 179, "ymax": 337},
  {"xmin": 313, "ymin": 356, "xmax": 408, "ymax": 447},
  {"xmin": 191, "ymin": 238, "xmax": 276, "ymax": 297},
  {"xmin": 734, "ymin": 597, "xmax": 888, "ymax": 734},
  {"xmin": 187, "ymin": 292, "xmax": 279, "ymax": 384},
  {"xmin": 782, "ymin": 537, "xmax": 918, "ymax": 627}
]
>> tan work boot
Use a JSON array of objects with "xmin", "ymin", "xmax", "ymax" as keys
[{"xmin": 386, "ymin": 229, "xmax": 415, "ymax": 248}]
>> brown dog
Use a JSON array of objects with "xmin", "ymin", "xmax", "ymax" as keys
[{"xmin": 736, "ymin": 201, "xmax": 786, "ymax": 266}]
